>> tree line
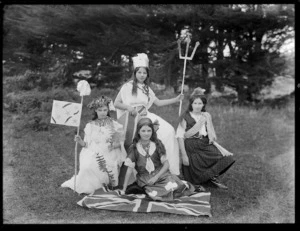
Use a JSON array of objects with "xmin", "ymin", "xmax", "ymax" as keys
[{"xmin": 3, "ymin": 4, "xmax": 294, "ymax": 103}]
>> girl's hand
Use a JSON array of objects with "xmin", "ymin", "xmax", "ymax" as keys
[
  {"xmin": 117, "ymin": 189, "xmax": 125, "ymax": 195},
  {"xmin": 74, "ymin": 135, "xmax": 82, "ymax": 143},
  {"xmin": 147, "ymin": 175, "xmax": 159, "ymax": 185},
  {"xmin": 182, "ymin": 155, "xmax": 190, "ymax": 166},
  {"xmin": 127, "ymin": 106, "xmax": 137, "ymax": 116},
  {"xmin": 209, "ymin": 138, "xmax": 216, "ymax": 145},
  {"xmin": 176, "ymin": 93, "xmax": 184, "ymax": 102},
  {"xmin": 74, "ymin": 135, "xmax": 85, "ymax": 147}
]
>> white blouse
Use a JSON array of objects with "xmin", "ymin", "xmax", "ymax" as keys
[
  {"xmin": 115, "ymin": 80, "xmax": 158, "ymax": 119},
  {"xmin": 175, "ymin": 112, "xmax": 207, "ymax": 138}
]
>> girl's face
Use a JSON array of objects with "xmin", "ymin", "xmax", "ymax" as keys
[
  {"xmin": 192, "ymin": 97, "xmax": 204, "ymax": 113},
  {"xmin": 135, "ymin": 67, "xmax": 148, "ymax": 84},
  {"xmin": 138, "ymin": 125, "xmax": 152, "ymax": 142},
  {"xmin": 95, "ymin": 105, "xmax": 108, "ymax": 119}
]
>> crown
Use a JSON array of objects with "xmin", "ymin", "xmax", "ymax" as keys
[
  {"xmin": 132, "ymin": 53, "xmax": 149, "ymax": 69},
  {"xmin": 87, "ymin": 95, "xmax": 114, "ymax": 110}
]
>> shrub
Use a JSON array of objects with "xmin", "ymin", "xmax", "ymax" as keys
[
  {"xmin": 5, "ymin": 87, "xmax": 79, "ymax": 131},
  {"xmin": 3, "ymin": 69, "xmax": 63, "ymax": 95}
]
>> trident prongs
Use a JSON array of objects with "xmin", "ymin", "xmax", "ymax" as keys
[
  {"xmin": 177, "ymin": 37, "xmax": 199, "ymax": 60},
  {"xmin": 177, "ymin": 35, "xmax": 200, "ymax": 116},
  {"xmin": 186, "ymin": 41, "xmax": 200, "ymax": 60}
]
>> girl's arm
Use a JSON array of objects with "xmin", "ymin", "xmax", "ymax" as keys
[
  {"xmin": 75, "ymin": 135, "xmax": 86, "ymax": 147},
  {"xmin": 176, "ymin": 119, "xmax": 189, "ymax": 165},
  {"xmin": 153, "ymin": 94, "xmax": 184, "ymax": 107},
  {"xmin": 114, "ymin": 91, "xmax": 137, "ymax": 115},
  {"xmin": 148, "ymin": 160, "xmax": 170, "ymax": 185},
  {"xmin": 121, "ymin": 166, "xmax": 134, "ymax": 192},
  {"xmin": 178, "ymin": 138, "xmax": 189, "ymax": 166}
]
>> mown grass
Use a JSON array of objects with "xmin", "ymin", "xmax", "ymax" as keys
[{"xmin": 3, "ymin": 88, "xmax": 295, "ymax": 223}]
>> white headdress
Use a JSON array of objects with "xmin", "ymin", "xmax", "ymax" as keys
[{"xmin": 132, "ymin": 53, "xmax": 149, "ymax": 69}]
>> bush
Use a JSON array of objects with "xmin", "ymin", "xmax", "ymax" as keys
[
  {"xmin": 5, "ymin": 87, "xmax": 79, "ymax": 131},
  {"xmin": 3, "ymin": 69, "xmax": 65, "ymax": 95}
]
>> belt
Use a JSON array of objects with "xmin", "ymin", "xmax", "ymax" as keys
[
  {"xmin": 191, "ymin": 134, "xmax": 207, "ymax": 139},
  {"xmin": 134, "ymin": 106, "xmax": 147, "ymax": 116}
]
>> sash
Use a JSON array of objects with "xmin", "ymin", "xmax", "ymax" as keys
[
  {"xmin": 184, "ymin": 115, "xmax": 206, "ymax": 139},
  {"xmin": 184, "ymin": 113, "xmax": 233, "ymax": 157}
]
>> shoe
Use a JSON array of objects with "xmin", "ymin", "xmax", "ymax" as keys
[
  {"xmin": 210, "ymin": 177, "xmax": 228, "ymax": 189},
  {"xmin": 125, "ymin": 182, "xmax": 146, "ymax": 194},
  {"xmin": 194, "ymin": 185, "xmax": 207, "ymax": 192}
]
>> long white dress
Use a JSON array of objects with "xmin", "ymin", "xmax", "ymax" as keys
[
  {"xmin": 61, "ymin": 117, "xmax": 126, "ymax": 194},
  {"xmin": 115, "ymin": 80, "xmax": 180, "ymax": 175}
]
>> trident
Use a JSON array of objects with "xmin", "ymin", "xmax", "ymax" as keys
[{"xmin": 177, "ymin": 35, "xmax": 200, "ymax": 116}]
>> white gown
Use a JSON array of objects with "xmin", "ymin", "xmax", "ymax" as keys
[
  {"xmin": 115, "ymin": 80, "xmax": 180, "ymax": 175},
  {"xmin": 61, "ymin": 118, "xmax": 126, "ymax": 194}
]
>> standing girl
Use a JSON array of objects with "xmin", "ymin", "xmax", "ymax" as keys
[
  {"xmin": 61, "ymin": 96, "xmax": 126, "ymax": 194},
  {"xmin": 114, "ymin": 53, "xmax": 183, "ymax": 176},
  {"xmin": 121, "ymin": 117, "xmax": 196, "ymax": 201},
  {"xmin": 176, "ymin": 88, "xmax": 235, "ymax": 189}
]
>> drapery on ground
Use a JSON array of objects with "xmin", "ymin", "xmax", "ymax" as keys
[{"xmin": 78, "ymin": 186, "xmax": 212, "ymax": 217}]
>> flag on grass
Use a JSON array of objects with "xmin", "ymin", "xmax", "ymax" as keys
[
  {"xmin": 50, "ymin": 100, "xmax": 82, "ymax": 127},
  {"xmin": 77, "ymin": 186, "xmax": 212, "ymax": 217}
]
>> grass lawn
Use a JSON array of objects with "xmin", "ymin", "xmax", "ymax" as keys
[{"xmin": 3, "ymin": 92, "xmax": 295, "ymax": 224}]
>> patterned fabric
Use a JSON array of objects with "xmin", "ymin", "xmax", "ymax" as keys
[
  {"xmin": 181, "ymin": 112, "xmax": 235, "ymax": 184},
  {"xmin": 77, "ymin": 185, "xmax": 212, "ymax": 217},
  {"xmin": 61, "ymin": 118, "xmax": 126, "ymax": 194}
]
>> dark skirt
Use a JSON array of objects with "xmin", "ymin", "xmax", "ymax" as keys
[{"xmin": 182, "ymin": 137, "xmax": 235, "ymax": 184}]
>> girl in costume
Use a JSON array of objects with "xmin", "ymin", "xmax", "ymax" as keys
[
  {"xmin": 176, "ymin": 88, "xmax": 235, "ymax": 189},
  {"xmin": 121, "ymin": 117, "xmax": 196, "ymax": 201},
  {"xmin": 61, "ymin": 96, "xmax": 126, "ymax": 194},
  {"xmin": 114, "ymin": 53, "xmax": 183, "ymax": 176}
]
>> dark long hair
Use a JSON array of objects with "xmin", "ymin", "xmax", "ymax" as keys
[
  {"xmin": 178, "ymin": 94, "xmax": 207, "ymax": 125},
  {"xmin": 132, "ymin": 117, "xmax": 166, "ymax": 155},
  {"xmin": 132, "ymin": 67, "xmax": 150, "ymax": 101}
]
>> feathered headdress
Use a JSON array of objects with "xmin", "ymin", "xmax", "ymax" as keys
[
  {"xmin": 191, "ymin": 87, "xmax": 206, "ymax": 96},
  {"xmin": 87, "ymin": 95, "xmax": 115, "ymax": 111},
  {"xmin": 132, "ymin": 53, "xmax": 149, "ymax": 69}
]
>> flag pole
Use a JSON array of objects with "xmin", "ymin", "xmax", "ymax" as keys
[{"xmin": 74, "ymin": 95, "xmax": 83, "ymax": 193}]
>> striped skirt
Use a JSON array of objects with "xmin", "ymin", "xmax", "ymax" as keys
[{"xmin": 182, "ymin": 137, "xmax": 235, "ymax": 184}]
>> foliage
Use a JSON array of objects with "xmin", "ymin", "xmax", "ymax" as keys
[
  {"xmin": 3, "ymin": 4, "xmax": 295, "ymax": 103},
  {"xmin": 4, "ymin": 87, "xmax": 78, "ymax": 131}
]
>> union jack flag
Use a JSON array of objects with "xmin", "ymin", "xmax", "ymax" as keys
[{"xmin": 77, "ymin": 186, "xmax": 212, "ymax": 217}]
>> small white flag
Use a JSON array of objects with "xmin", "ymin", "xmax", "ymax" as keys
[{"xmin": 50, "ymin": 100, "xmax": 82, "ymax": 127}]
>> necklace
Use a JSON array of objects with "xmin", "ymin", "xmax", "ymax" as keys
[{"xmin": 95, "ymin": 116, "xmax": 111, "ymax": 127}]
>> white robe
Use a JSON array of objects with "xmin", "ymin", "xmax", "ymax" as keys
[
  {"xmin": 61, "ymin": 120, "xmax": 126, "ymax": 194},
  {"xmin": 115, "ymin": 81, "xmax": 180, "ymax": 175}
]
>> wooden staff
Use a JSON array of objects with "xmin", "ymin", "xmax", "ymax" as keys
[
  {"xmin": 178, "ymin": 36, "xmax": 200, "ymax": 116},
  {"xmin": 74, "ymin": 95, "xmax": 83, "ymax": 193}
]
